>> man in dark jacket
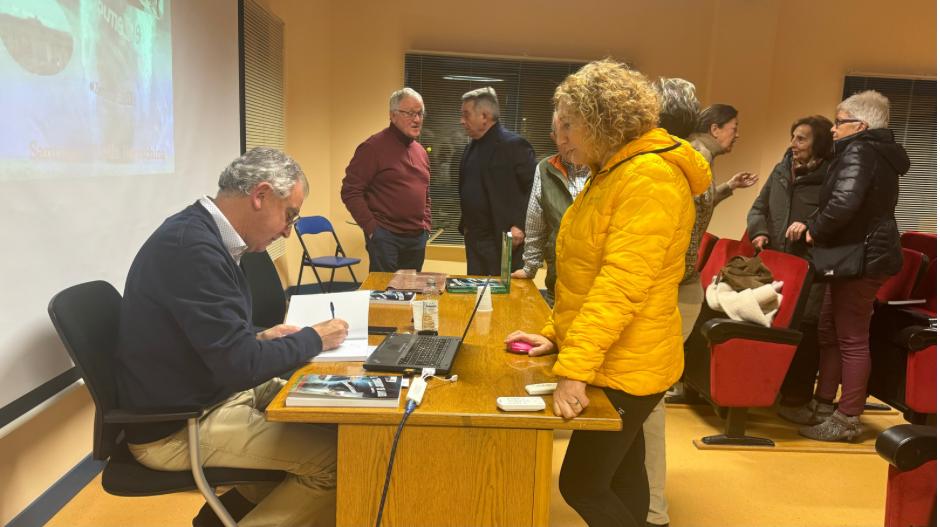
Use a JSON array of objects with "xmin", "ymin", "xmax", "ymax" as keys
[
  {"xmin": 458, "ymin": 86, "xmax": 536, "ymax": 275},
  {"xmin": 117, "ymin": 147, "xmax": 349, "ymax": 526}
]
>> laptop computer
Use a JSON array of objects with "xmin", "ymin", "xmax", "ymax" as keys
[{"xmin": 363, "ymin": 280, "xmax": 490, "ymax": 376}]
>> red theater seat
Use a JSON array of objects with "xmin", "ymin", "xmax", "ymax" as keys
[
  {"xmin": 877, "ymin": 248, "xmax": 928, "ymax": 304},
  {"xmin": 683, "ymin": 249, "xmax": 813, "ymax": 446},
  {"xmin": 695, "ymin": 232, "xmax": 719, "ymax": 273}
]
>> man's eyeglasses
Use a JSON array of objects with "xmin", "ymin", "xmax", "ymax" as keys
[
  {"xmin": 834, "ymin": 118, "xmax": 862, "ymax": 127},
  {"xmin": 286, "ymin": 209, "xmax": 301, "ymax": 227},
  {"xmin": 394, "ymin": 109, "xmax": 426, "ymax": 120}
]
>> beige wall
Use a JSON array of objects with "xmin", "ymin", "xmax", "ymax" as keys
[
  {"xmin": 2, "ymin": 0, "xmax": 934, "ymax": 522},
  {"xmin": 265, "ymin": 0, "xmax": 935, "ymax": 281}
]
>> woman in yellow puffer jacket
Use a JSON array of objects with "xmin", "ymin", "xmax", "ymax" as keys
[{"xmin": 506, "ymin": 59, "xmax": 711, "ymax": 527}]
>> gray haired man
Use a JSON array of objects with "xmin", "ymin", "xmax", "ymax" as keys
[
  {"xmin": 342, "ymin": 87, "xmax": 432, "ymax": 272},
  {"xmin": 116, "ymin": 147, "xmax": 348, "ymax": 527},
  {"xmin": 458, "ymin": 86, "xmax": 536, "ymax": 275}
]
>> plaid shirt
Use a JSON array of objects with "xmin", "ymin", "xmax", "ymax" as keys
[{"xmin": 522, "ymin": 160, "xmax": 589, "ymax": 276}]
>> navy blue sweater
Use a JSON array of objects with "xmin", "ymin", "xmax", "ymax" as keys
[{"xmin": 116, "ymin": 202, "xmax": 323, "ymax": 443}]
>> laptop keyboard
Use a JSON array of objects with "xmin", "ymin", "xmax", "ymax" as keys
[{"xmin": 398, "ymin": 336, "xmax": 451, "ymax": 366}]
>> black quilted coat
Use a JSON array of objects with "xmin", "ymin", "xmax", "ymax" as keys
[{"xmin": 809, "ymin": 128, "xmax": 910, "ymax": 277}]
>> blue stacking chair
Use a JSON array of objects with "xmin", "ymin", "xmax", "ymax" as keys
[{"xmin": 294, "ymin": 216, "xmax": 360, "ymax": 293}]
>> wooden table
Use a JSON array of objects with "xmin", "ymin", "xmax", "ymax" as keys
[{"xmin": 267, "ymin": 273, "xmax": 622, "ymax": 526}]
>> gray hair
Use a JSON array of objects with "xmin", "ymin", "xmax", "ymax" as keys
[
  {"xmin": 218, "ymin": 147, "xmax": 308, "ymax": 198},
  {"xmin": 838, "ymin": 90, "xmax": 890, "ymax": 129},
  {"xmin": 462, "ymin": 86, "xmax": 500, "ymax": 120},
  {"xmin": 652, "ymin": 77, "xmax": 700, "ymax": 139},
  {"xmin": 389, "ymin": 87, "xmax": 424, "ymax": 112}
]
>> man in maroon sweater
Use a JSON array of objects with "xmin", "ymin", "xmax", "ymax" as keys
[{"xmin": 342, "ymin": 88, "xmax": 432, "ymax": 272}]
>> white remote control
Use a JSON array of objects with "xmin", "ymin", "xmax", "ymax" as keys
[
  {"xmin": 497, "ymin": 396, "xmax": 546, "ymax": 412},
  {"xmin": 525, "ymin": 382, "xmax": 557, "ymax": 395}
]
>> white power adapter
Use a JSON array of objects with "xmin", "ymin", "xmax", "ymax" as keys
[
  {"xmin": 407, "ymin": 376, "xmax": 428, "ymax": 406},
  {"xmin": 406, "ymin": 368, "xmax": 437, "ymax": 407}
]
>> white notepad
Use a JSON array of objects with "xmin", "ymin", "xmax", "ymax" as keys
[{"xmin": 285, "ymin": 290, "xmax": 374, "ymax": 362}]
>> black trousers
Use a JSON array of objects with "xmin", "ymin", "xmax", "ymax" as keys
[
  {"xmin": 779, "ymin": 282, "xmax": 825, "ymax": 406},
  {"xmin": 779, "ymin": 321, "xmax": 820, "ymax": 406},
  {"xmin": 559, "ymin": 388, "xmax": 664, "ymax": 527},
  {"xmin": 464, "ymin": 229, "xmax": 522, "ymax": 276},
  {"xmin": 365, "ymin": 227, "xmax": 428, "ymax": 272}
]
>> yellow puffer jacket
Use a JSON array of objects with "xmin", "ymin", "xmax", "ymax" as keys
[{"xmin": 543, "ymin": 127, "xmax": 712, "ymax": 395}]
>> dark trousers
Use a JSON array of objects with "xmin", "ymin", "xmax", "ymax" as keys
[
  {"xmin": 779, "ymin": 321, "xmax": 820, "ymax": 406},
  {"xmin": 464, "ymin": 229, "xmax": 522, "ymax": 276},
  {"xmin": 815, "ymin": 275, "xmax": 886, "ymax": 416},
  {"xmin": 779, "ymin": 282, "xmax": 826, "ymax": 406},
  {"xmin": 365, "ymin": 227, "xmax": 428, "ymax": 272},
  {"xmin": 559, "ymin": 388, "xmax": 664, "ymax": 527}
]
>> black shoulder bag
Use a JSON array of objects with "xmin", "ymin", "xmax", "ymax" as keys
[{"xmin": 810, "ymin": 240, "xmax": 866, "ymax": 280}]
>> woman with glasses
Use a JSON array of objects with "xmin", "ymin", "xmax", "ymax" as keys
[
  {"xmin": 505, "ymin": 59, "xmax": 710, "ymax": 527},
  {"xmin": 746, "ymin": 115, "xmax": 833, "ymax": 424},
  {"xmin": 795, "ymin": 90, "xmax": 909, "ymax": 441}
]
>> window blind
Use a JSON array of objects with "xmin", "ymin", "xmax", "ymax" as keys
[
  {"xmin": 843, "ymin": 76, "xmax": 937, "ymax": 234},
  {"xmin": 241, "ymin": 0, "xmax": 287, "ymax": 259}
]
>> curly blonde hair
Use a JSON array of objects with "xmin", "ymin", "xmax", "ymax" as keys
[{"xmin": 553, "ymin": 59, "xmax": 660, "ymax": 165}]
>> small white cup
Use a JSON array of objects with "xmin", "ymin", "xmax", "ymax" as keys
[{"xmin": 475, "ymin": 285, "xmax": 493, "ymax": 312}]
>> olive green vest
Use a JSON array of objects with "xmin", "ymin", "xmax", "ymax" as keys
[{"xmin": 539, "ymin": 155, "xmax": 577, "ymax": 294}]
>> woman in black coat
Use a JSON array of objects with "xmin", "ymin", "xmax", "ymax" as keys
[
  {"xmin": 797, "ymin": 90, "xmax": 909, "ymax": 442},
  {"xmin": 747, "ymin": 115, "xmax": 832, "ymax": 423}
]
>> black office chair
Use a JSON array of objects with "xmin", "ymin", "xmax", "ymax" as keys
[
  {"xmin": 47, "ymin": 281, "xmax": 284, "ymax": 527},
  {"xmin": 240, "ymin": 251, "xmax": 288, "ymax": 329},
  {"xmin": 294, "ymin": 215, "xmax": 361, "ymax": 293}
]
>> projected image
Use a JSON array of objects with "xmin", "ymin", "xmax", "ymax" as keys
[{"xmin": 0, "ymin": 0, "xmax": 173, "ymax": 179}]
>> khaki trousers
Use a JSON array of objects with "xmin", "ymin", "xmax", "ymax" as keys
[
  {"xmin": 644, "ymin": 279, "xmax": 704, "ymax": 525},
  {"xmin": 129, "ymin": 379, "xmax": 337, "ymax": 527}
]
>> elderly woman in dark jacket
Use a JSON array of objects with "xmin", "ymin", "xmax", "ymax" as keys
[
  {"xmin": 747, "ymin": 115, "xmax": 832, "ymax": 423},
  {"xmin": 796, "ymin": 90, "xmax": 909, "ymax": 442}
]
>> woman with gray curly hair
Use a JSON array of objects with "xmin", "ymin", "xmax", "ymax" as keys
[
  {"xmin": 505, "ymin": 59, "xmax": 710, "ymax": 526},
  {"xmin": 794, "ymin": 90, "xmax": 909, "ymax": 442}
]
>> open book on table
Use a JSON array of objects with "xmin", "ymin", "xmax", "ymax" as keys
[{"xmin": 284, "ymin": 290, "xmax": 375, "ymax": 362}]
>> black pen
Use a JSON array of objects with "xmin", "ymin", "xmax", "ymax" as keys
[{"xmin": 330, "ymin": 302, "xmax": 335, "ymax": 319}]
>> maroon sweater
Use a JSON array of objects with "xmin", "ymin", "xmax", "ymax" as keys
[{"xmin": 341, "ymin": 125, "xmax": 431, "ymax": 236}]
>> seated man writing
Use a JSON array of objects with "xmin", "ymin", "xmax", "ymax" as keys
[{"xmin": 115, "ymin": 147, "xmax": 349, "ymax": 527}]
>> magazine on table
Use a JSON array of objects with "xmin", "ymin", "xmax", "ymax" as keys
[
  {"xmin": 444, "ymin": 277, "xmax": 508, "ymax": 294},
  {"xmin": 446, "ymin": 232, "xmax": 513, "ymax": 294},
  {"xmin": 369, "ymin": 290, "xmax": 416, "ymax": 304},
  {"xmin": 285, "ymin": 374, "xmax": 403, "ymax": 407}
]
